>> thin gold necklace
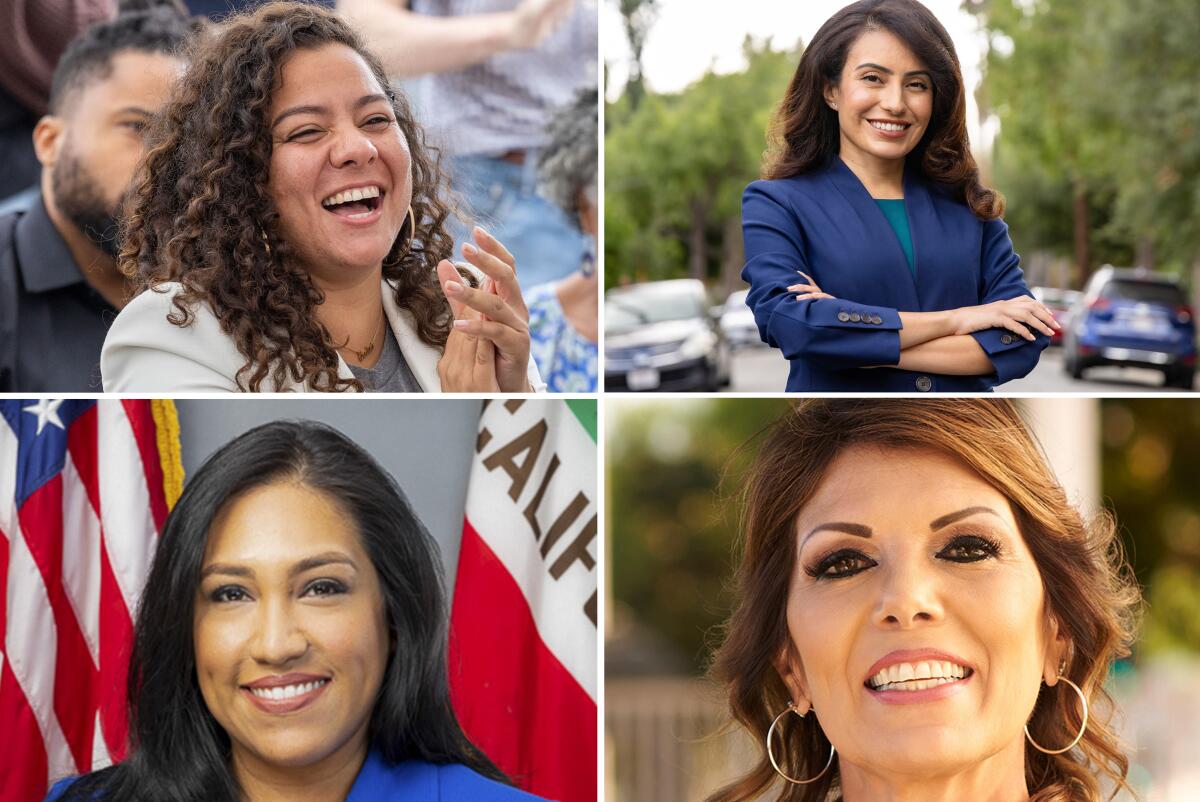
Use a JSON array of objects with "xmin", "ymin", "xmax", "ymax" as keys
[{"xmin": 336, "ymin": 305, "xmax": 385, "ymax": 363}]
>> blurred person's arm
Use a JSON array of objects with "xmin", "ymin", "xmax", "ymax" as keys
[
  {"xmin": 337, "ymin": 0, "xmax": 574, "ymax": 78},
  {"xmin": 0, "ymin": 0, "xmax": 117, "ymax": 115}
]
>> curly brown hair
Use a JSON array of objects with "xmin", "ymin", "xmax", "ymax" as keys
[
  {"xmin": 763, "ymin": 0, "xmax": 1004, "ymax": 220},
  {"xmin": 120, "ymin": 2, "xmax": 467, "ymax": 391},
  {"xmin": 708, "ymin": 399, "xmax": 1140, "ymax": 802}
]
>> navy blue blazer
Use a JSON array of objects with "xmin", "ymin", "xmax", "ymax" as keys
[
  {"xmin": 46, "ymin": 752, "xmax": 550, "ymax": 802},
  {"xmin": 742, "ymin": 158, "xmax": 1048, "ymax": 391}
]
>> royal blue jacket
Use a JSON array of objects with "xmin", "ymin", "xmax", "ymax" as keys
[
  {"xmin": 47, "ymin": 752, "xmax": 550, "ymax": 801},
  {"xmin": 742, "ymin": 157, "xmax": 1048, "ymax": 391}
]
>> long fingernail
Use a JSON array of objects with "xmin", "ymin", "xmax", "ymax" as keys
[
  {"xmin": 462, "ymin": 243, "xmax": 477, "ymax": 256},
  {"xmin": 474, "ymin": 225, "xmax": 489, "ymax": 238},
  {"xmin": 445, "ymin": 280, "xmax": 463, "ymax": 294},
  {"xmin": 453, "ymin": 319, "xmax": 469, "ymax": 329}
]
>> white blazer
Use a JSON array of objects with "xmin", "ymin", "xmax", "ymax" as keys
[{"xmin": 101, "ymin": 280, "xmax": 545, "ymax": 393}]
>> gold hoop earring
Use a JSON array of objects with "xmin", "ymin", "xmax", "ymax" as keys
[
  {"xmin": 1025, "ymin": 674, "xmax": 1088, "ymax": 755},
  {"xmin": 384, "ymin": 206, "xmax": 418, "ymax": 267},
  {"xmin": 766, "ymin": 703, "xmax": 836, "ymax": 785}
]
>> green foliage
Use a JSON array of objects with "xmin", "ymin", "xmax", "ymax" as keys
[
  {"xmin": 1099, "ymin": 399, "xmax": 1200, "ymax": 654},
  {"xmin": 607, "ymin": 399, "xmax": 790, "ymax": 673},
  {"xmin": 974, "ymin": 0, "xmax": 1200, "ymax": 275},
  {"xmin": 604, "ymin": 39, "xmax": 799, "ymax": 287}
]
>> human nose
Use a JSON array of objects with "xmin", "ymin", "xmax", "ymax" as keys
[
  {"xmin": 873, "ymin": 554, "xmax": 943, "ymax": 628},
  {"xmin": 250, "ymin": 595, "xmax": 309, "ymax": 665},
  {"xmin": 328, "ymin": 126, "xmax": 378, "ymax": 169},
  {"xmin": 880, "ymin": 80, "xmax": 907, "ymax": 116}
]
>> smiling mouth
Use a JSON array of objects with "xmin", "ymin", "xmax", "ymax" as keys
[
  {"xmin": 246, "ymin": 678, "xmax": 329, "ymax": 700},
  {"xmin": 321, "ymin": 186, "xmax": 384, "ymax": 220},
  {"xmin": 866, "ymin": 660, "xmax": 972, "ymax": 692},
  {"xmin": 868, "ymin": 120, "xmax": 911, "ymax": 133}
]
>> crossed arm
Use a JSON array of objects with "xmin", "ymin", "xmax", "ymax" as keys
[{"xmin": 789, "ymin": 272, "xmax": 1057, "ymax": 375}]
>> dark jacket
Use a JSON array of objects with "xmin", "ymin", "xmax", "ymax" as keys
[
  {"xmin": 0, "ymin": 193, "xmax": 116, "ymax": 391},
  {"xmin": 742, "ymin": 157, "xmax": 1048, "ymax": 391}
]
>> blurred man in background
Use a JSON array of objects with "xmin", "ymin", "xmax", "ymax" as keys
[
  {"xmin": 0, "ymin": 8, "xmax": 195, "ymax": 391},
  {"xmin": 339, "ymin": 0, "xmax": 598, "ymax": 289},
  {"xmin": 0, "ymin": 0, "xmax": 117, "ymax": 203}
]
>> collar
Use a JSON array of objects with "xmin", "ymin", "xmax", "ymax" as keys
[
  {"xmin": 346, "ymin": 751, "xmax": 438, "ymax": 801},
  {"xmin": 14, "ymin": 192, "xmax": 91, "ymax": 294},
  {"xmin": 827, "ymin": 155, "xmax": 923, "ymax": 204},
  {"xmin": 332, "ymin": 279, "xmax": 444, "ymax": 391}
]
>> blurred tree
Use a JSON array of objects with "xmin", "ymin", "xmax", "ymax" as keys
[
  {"xmin": 970, "ymin": 0, "xmax": 1200, "ymax": 287},
  {"xmin": 604, "ymin": 38, "xmax": 798, "ymax": 291},
  {"xmin": 607, "ymin": 399, "xmax": 789, "ymax": 674},
  {"xmin": 1100, "ymin": 399, "xmax": 1200, "ymax": 655},
  {"xmin": 612, "ymin": 0, "xmax": 659, "ymax": 111}
]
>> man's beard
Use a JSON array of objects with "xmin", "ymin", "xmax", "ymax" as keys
[{"xmin": 51, "ymin": 147, "xmax": 123, "ymax": 260}]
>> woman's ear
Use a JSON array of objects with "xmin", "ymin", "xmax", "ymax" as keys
[
  {"xmin": 773, "ymin": 644, "xmax": 813, "ymax": 716},
  {"xmin": 823, "ymin": 83, "xmax": 840, "ymax": 112},
  {"xmin": 1042, "ymin": 615, "xmax": 1069, "ymax": 686}
]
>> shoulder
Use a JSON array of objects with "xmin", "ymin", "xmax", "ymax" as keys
[
  {"xmin": 102, "ymin": 281, "xmax": 243, "ymax": 392},
  {"xmin": 433, "ymin": 764, "xmax": 551, "ymax": 802},
  {"xmin": 354, "ymin": 756, "xmax": 552, "ymax": 802}
]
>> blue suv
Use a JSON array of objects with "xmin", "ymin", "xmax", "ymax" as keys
[{"xmin": 1062, "ymin": 266, "xmax": 1196, "ymax": 389}]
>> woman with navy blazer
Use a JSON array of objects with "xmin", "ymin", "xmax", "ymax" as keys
[{"xmin": 743, "ymin": 0, "xmax": 1059, "ymax": 392}]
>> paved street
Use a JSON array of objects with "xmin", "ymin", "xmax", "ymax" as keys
[{"xmin": 721, "ymin": 345, "xmax": 1198, "ymax": 393}]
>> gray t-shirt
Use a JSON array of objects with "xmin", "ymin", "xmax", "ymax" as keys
[{"xmin": 347, "ymin": 324, "xmax": 423, "ymax": 392}]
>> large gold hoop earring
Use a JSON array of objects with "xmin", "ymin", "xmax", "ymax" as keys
[
  {"xmin": 384, "ymin": 206, "xmax": 418, "ymax": 267},
  {"xmin": 1025, "ymin": 675, "xmax": 1089, "ymax": 755},
  {"xmin": 766, "ymin": 703, "xmax": 836, "ymax": 785}
]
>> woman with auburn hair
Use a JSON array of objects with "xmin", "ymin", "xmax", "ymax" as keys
[
  {"xmin": 708, "ymin": 399, "xmax": 1140, "ymax": 802},
  {"xmin": 742, "ymin": 0, "xmax": 1058, "ymax": 392},
  {"xmin": 101, "ymin": 2, "xmax": 542, "ymax": 392},
  {"xmin": 46, "ymin": 420, "xmax": 547, "ymax": 801}
]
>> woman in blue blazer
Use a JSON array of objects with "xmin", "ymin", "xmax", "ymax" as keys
[
  {"xmin": 743, "ymin": 0, "xmax": 1059, "ymax": 392},
  {"xmin": 46, "ymin": 421, "xmax": 550, "ymax": 802}
]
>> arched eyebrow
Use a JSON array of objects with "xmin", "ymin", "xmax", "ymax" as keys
[
  {"xmin": 270, "ymin": 93, "xmax": 391, "ymax": 130},
  {"xmin": 800, "ymin": 506, "xmax": 1003, "ymax": 552},
  {"xmin": 928, "ymin": 506, "xmax": 1003, "ymax": 531},
  {"xmin": 854, "ymin": 63, "xmax": 932, "ymax": 80},
  {"xmin": 200, "ymin": 551, "xmax": 358, "ymax": 580}
]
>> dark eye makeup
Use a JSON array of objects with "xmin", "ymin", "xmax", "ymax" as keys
[{"xmin": 805, "ymin": 533, "xmax": 1003, "ymax": 581}]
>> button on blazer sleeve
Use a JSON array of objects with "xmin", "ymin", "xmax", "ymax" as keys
[
  {"xmin": 968, "ymin": 217, "xmax": 1050, "ymax": 384},
  {"xmin": 741, "ymin": 180, "xmax": 902, "ymax": 370}
]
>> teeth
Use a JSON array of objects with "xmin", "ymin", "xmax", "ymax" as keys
[
  {"xmin": 870, "ymin": 121, "xmax": 908, "ymax": 132},
  {"xmin": 321, "ymin": 186, "xmax": 381, "ymax": 207},
  {"xmin": 868, "ymin": 660, "xmax": 968, "ymax": 690},
  {"xmin": 249, "ymin": 679, "xmax": 327, "ymax": 700}
]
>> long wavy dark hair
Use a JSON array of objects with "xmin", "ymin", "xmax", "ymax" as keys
[
  {"xmin": 119, "ymin": 3, "xmax": 468, "ymax": 391},
  {"xmin": 54, "ymin": 420, "xmax": 507, "ymax": 801},
  {"xmin": 708, "ymin": 400, "xmax": 1140, "ymax": 802},
  {"xmin": 763, "ymin": 0, "xmax": 1004, "ymax": 220}
]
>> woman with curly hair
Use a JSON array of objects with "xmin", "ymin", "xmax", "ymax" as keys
[
  {"xmin": 742, "ymin": 0, "xmax": 1059, "ymax": 392},
  {"xmin": 707, "ymin": 399, "xmax": 1140, "ymax": 802},
  {"xmin": 100, "ymin": 2, "xmax": 542, "ymax": 392}
]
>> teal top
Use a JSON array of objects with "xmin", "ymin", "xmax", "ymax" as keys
[{"xmin": 875, "ymin": 199, "xmax": 915, "ymax": 276}]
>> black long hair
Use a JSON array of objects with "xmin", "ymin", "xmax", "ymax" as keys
[{"xmin": 55, "ymin": 420, "xmax": 506, "ymax": 801}]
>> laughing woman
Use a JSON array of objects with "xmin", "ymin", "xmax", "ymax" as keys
[
  {"xmin": 101, "ymin": 3, "xmax": 542, "ymax": 392},
  {"xmin": 742, "ymin": 0, "xmax": 1058, "ymax": 392}
]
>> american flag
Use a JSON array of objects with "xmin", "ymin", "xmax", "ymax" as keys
[{"xmin": 0, "ymin": 399, "xmax": 181, "ymax": 802}]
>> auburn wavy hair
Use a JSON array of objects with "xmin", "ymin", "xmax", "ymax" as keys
[
  {"xmin": 119, "ymin": 2, "xmax": 465, "ymax": 391},
  {"xmin": 763, "ymin": 0, "xmax": 1004, "ymax": 220},
  {"xmin": 708, "ymin": 399, "xmax": 1140, "ymax": 802}
]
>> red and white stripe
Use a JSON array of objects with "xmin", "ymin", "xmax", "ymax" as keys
[
  {"xmin": 0, "ymin": 401, "xmax": 168, "ymax": 802},
  {"xmin": 451, "ymin": 401, "xmax": 597, "ymax": 802}
]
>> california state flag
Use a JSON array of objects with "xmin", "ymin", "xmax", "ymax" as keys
[{"xmin": 449, "ymin": 399, "xmax": 597, "ymax": 802}]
